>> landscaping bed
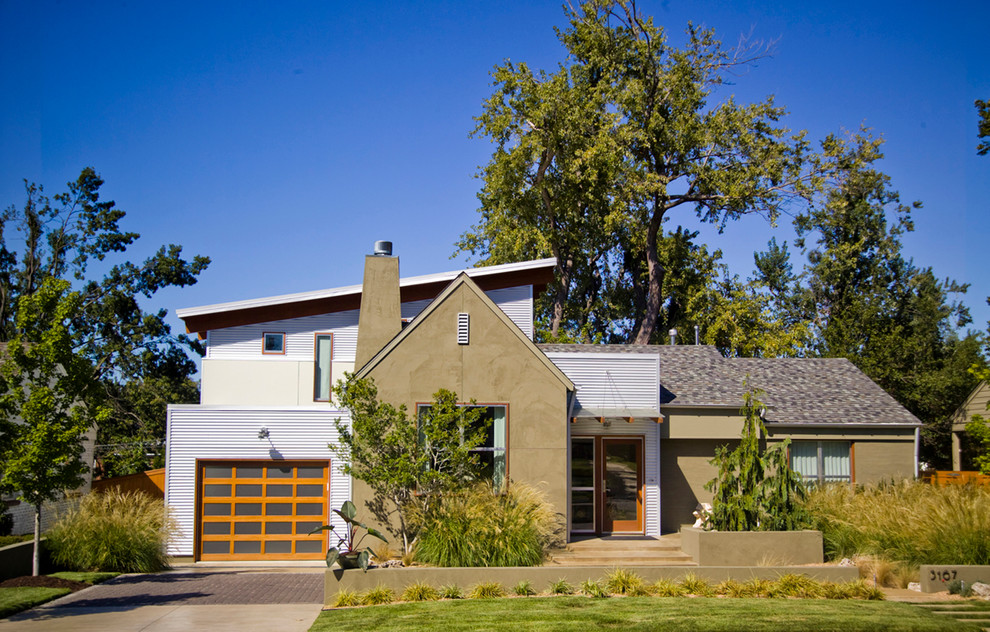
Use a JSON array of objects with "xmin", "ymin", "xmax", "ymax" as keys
[{"xmin": 0, "ymin": 572, "xmax": 119, "ymax": 619}]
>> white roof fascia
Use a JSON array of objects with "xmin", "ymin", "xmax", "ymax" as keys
[{"xmin": 175, "ymin": 257, "xmax": 556, "ymax": 319}]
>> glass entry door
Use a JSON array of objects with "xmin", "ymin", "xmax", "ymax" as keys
[{"xmin": 603, "ymin": 438, "xmax": 643, "ymax": 533}]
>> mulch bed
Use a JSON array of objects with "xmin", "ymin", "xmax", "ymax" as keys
[{"xmin": 0, "ymin": 576, "xmax": 90, "ymax": 591}]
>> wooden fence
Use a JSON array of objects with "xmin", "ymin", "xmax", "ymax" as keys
[
  {"xmin": 91, "ymin": 468, "xmax": 165, "ymax": 498},
  {"xmin": 921, "ymin": 470, "xmax": 990, "ymax": 487}
]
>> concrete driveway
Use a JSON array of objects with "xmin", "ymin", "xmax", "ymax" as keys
[{"xmin": 0, "ymin": 568, "xmax": 325, "ymax": 631}]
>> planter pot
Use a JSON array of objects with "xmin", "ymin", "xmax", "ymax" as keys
[
  {"xmin": 680, "ymin": 526, "xmax": 823, "ymax": 566},
  {"xmin": 336, "ymin": 553, "xmax": 363, "ymax": 570}
]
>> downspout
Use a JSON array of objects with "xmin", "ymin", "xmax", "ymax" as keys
[{"xmin": 914, "ymin": 427, "xmax": 920, "ymax": 479}]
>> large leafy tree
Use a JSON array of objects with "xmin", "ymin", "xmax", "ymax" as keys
[
  {"xmin": 459, "ymin": 0, "xmax": 815, "ymax": 344},
  {"xmin": 0, "ymin": 279, "xmax": 111, "ymax": 574},
  {"xmin": 792, "ymin": 133, "xmax": 985, "ymax": 468},
  {"xmin": 0, "ymin": 168, "xmax": 209, "ymax": 477}
]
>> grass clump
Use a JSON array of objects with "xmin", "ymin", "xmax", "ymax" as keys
[
  {"xmin": 804, "ymin": 481, "xmax": 990, "ymax": 568},
  {"xmin": 46, "ymin": 490, "xmax": 175, "ymax": 573},
  {"xmin": 362, "ymin": 585, "xmax": 395, "ymax": 605},
  {"xmin": 468, "ymin": 582, "xmax": 506, "ymax": 599},
  {"xmin": 400, "ymin": 582, "xmax": 439, "ymax": 602},
  {"xmin": 513, "ymin": 580, "xmax": 536, "ymax": 596},
  {"xmin": 604, "ymin": 568, "xmax": 643, "ymax": 594},
  {"xmin": 332, "ymin": 590, "xmax": 362, "ymax": 607},
  {"xmin": 679, "ymin": 573, "xmax": 715, "ymax": 597},
  {"xmin": 651, "ymin": 579, "xmax": 688, "ymax": 597},
  {"xmin": 414, "ymin": 482, "xmax": 560, "ymax": 567},
  {"xmin": 548, "ymin": 578, "xmax": 573, "ymax": 595},
  {"xmin": 439, "ymin": 584, "xmax": 463, "ymax": 600},
  {"xmin": 579, "ymin": 579, "xmax": 609, "ymax": 598}
]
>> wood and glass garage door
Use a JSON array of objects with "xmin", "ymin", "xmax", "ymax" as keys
[{"xmin": 197, "ymin": 460, "xmax": 329, "ymax": 561}]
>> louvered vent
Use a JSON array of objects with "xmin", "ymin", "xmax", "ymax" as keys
[{"xmin": 457, "ymin": 313, "xmax": 469, "ymax": 345}]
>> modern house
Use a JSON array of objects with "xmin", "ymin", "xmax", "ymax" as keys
[{"xmin": 166, "ymin": 245, "xmax": 921, "ymax": 561}]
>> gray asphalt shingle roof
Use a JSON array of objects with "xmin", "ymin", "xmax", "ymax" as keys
[{"xmin": 537, "ymin": 344, "xmax": 920, "ymax": 426}]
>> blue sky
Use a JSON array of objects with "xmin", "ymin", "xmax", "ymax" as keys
[{"xmin": 1, "ymin": 0, "xmax": 988, "ymax": 350}]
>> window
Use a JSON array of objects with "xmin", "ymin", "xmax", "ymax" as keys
[
  {"xmin": 313, "ymin": 333, "xmax": 332, "ymax": 401},
  {"xmin": 263, "ymin": 332, "xmax": 285, "ymax": 355},
  {"xmin": 790, "ymin": 441, "xmax": 851, "ymax": 484},
  {"xmin": 417, "ymin": 403, "xmax": 506, "ymax": 484}
]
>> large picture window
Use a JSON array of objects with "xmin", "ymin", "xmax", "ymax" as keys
[
  {"xmin": 790, "ymin": 441, "xmax": 851, "ymax": 484},
  {"xmin": 417, "ymin": 404, "xmax": 506, "ymax": 485}
]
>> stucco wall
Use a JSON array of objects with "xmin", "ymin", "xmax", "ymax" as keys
[
  {"xmin": 200, "ymin": 359, "xmax": 353, "ymax": 406},
  {"xmin": 359, "ymin": 283, "xmax": 569, "ymax": 540}
]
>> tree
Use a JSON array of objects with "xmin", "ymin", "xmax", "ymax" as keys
[
  {"xmin": 704, "ymin": 385, "xmax": 806, "ymax": 531},
  {"xmin": 460, "ymin": 0, "xmax": 816, "ymax": 344},
  {"xmin": 0, "ymin": 279, "xmax": 111, "ymax": 574},
  {"xmin": 792, "ymin": 132, "xmax": 986, "ymax": 468},
  {"xmin": 977, "ymin": 99, "xmax": 990, "ymax": 156},
  {"xmin": 330, "ymin": 376, "xmax": 487, "ymax": 553},
  {"xmin": 0, "ymin": 168, "xmax": 209, "ymax": 476}
]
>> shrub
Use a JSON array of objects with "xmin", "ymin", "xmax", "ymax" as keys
[
  {"xmin": 332, "ymin": 590, "xmax": 362, "ymax": 607},
  {"xmin": 362, "ymin": 585, "xmax": 395, "ymax": 605},
  {"xmin": 604, "ymin": 568, "xmax": 643, "ymax": 594},
  {"xmin": 46, "ymin": 490, "xmax": 175, "ymax": 572},
  {"xmin": 401, "ymin": 582, "xmax": 439, "ymax": 602},
  {"xmin": 580, "ymin": 579, "xmax": 609, "ymax": 598},
  {"xmin": 548, "ymin": 578, "xmax": 574, "ymax": 595},
  {"xmin": 651, "ymin": 579, "xmax": 687, "ymax": 597},
  {"xmin": 715, "ymin": 579, "xmax": 746, "ymax": 598},
  {"xmin": 439, "ymin": 584, "xmax": 463, "ymax": 599},
  {"xmin": 513, "ymin": 580, "xmax": 535, "ymax": 596},
  {"xmin": 947, "ymin": 579, "xmax": 974, "ymax": 597},
  {"xmin": 771, "ymin": 574, "xmax": 825, "ymax": 598},
  {"xmin": 468, "ymin": 582, "xmax": 506, "ymax": 599},
  {"xmin": 679, "ymin": 573, "xmax": 715, "ymax": 597},
  {"xmin": 803, "ymin": 481, "xmax": 990, "ymax": 567},
  {"xmin": 414, "ymin": 482, "xmax": 560, "ymax": 567}
]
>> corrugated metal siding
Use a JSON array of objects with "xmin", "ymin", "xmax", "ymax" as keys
[
  {"xmin": 205, "ymin": 286, "xmax": 534, "ymax": 361},
  {"xmin": 165, "ymin": 406, "xmax": 351, "ymax": 557},
  {"xmin": 570, "ymin": 419, "xmax": 661, "ymax": 537},
  {"xmin": 547, "ymin": 353, "xmax": 659, "ymax": 410}
]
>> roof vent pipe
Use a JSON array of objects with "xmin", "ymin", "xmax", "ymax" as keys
[
  {"xmin": 669, "ymin": 328, "xmax": 677, "ymax": 345},
  {"xmin": 694, "ymin": 324, "xmax": 700, "ymax": 345},
  {"xmin": 373, "ymin": 240, "xmax": 393, "ymax": 256}
]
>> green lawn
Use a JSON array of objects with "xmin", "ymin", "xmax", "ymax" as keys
[
  {"xmin": 0, "ymin": 587, "xmax": 71, "ymax": 619},
  {"xmin": 48, "ymin": 571, "xmax": 119, "ymax": 584},
  {"xmin": 310, "ymin": 597, "xmax": 984, "ymax": 632}
]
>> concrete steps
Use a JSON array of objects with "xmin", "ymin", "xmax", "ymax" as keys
[{"xmin": 548, "ymin": 535, "xmax": 697, "ymax": 567}]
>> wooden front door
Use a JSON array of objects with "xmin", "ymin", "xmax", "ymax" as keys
[
  {"xmin": 602, "ymin": 438, "xmax": 643, "ymax": 533},
  {"xmin": 197, "ymin": 460, "xmax": 329, "ymax": 561}
]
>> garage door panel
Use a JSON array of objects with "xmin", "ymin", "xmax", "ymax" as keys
[{"xmin": 198, "ymin": 460, "xmax": 329, "ymax": 561}]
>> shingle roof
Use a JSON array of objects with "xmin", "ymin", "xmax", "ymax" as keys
[{"xmin": 537, "ymin": 344, "xmax": 920, "ymax": 426}]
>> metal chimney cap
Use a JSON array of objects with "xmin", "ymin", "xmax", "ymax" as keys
[{"xmin": 373, "ymin": 240, "xmax": 393, "ymax": 256}]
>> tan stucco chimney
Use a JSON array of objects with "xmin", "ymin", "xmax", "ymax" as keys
[{"xmin": 354, "ymin": 242, "xmax": 401, "ymax": 370}]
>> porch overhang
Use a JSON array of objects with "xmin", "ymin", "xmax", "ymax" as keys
[{"xmin": 569, "ymin": 405, "xmax": 663, "ymax": 424}]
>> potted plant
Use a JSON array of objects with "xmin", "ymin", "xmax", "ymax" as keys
[{"xmin": 309, "ymin": 500, "xmax": 387, "ymax": 571}]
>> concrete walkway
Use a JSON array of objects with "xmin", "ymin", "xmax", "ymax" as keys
[{"xmin": 0, "ymin": 568, "xmax": 325, "ymax": 632}]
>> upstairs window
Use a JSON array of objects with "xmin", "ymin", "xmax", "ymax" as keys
[
  {"xmin": 313, "ymin": 333, "xmax": 333, "ymax": 402},
  {"xmin": 790, "ymin": 441, "xmax": 851, "ymax": 484},
  {"xmin": 262, "ymin": 332, "xmax": 285, "ymax": 355}
]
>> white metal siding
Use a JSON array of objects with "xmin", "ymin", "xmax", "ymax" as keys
[
  {"xmin": 547, "ymin": 353, "xmax": 659, "ymax": 410},
  {"xmin": 165, "ymin": 406, "xmax": 351, "ymax": 557},
  {"xmin": 205, "ymin": 286, "xmax": 534, "ymax": 361},
  {"xmin": 570, "ymin": 418, "xmax": 661, "ymax": 537}
]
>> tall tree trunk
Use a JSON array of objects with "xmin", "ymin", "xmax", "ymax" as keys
[
  {"xmin": 33, "ymin": 504, "xmax": 41, "ymax": 576},
  {"xmin": 550, "ymin": 253, "xmax": 573, "ymax": 339},
  {"xmin": 634, "ymin": 206, "xmax": 665, "ymax": 344}
]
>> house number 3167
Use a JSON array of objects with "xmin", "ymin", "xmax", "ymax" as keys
[{"xmin": 929, "ymin": 569, "xmax": 957, "ymax": 582}]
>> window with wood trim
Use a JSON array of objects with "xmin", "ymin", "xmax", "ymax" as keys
[
  {"xmin": 416, "ymin": 404, "xmax": 506, "ymax": 484},
  {"xmin": 313, "ymin": 333, "xmax": 333, "ymax": 401},
  {"xmin": 262, "ymin": 332, "xmax": 285, "ymax": 355}
]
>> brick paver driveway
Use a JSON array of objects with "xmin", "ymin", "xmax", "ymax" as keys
[{"xmin": 50, "ymin": 571, "xmax": 324, "ymax": 607}]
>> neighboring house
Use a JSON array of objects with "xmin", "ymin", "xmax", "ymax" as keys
[
  {"xmin": 166, "ymin": 245, "xmax": 922, "ymax": 561},
  {"xmin": 951, "ymin": 381, "xmax": 990, "ymax": 471}
]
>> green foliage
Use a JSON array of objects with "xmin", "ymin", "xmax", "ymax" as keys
[
  {"xmin": 332, "ymin": 590, "xmax": 362, "ymax": 608},
  {"xmin": 947, "ymin": 579, "xmax": 973, "ymax": 597},
  {"xmin": 438, "ymin": 584, "xmax": 463, "ymax": 599},
  {"xmin": 413, "ymin": 482, "xmax": 560, "ymax": 567},
  {"xmin": 977, "ymin": 99, "xmax": 990, "ymax": 156},
  {"xmin": 965, "ymin": 414, "xmax": 990, "ymax": 474},
  {"xmin": 513, "ymin": 580, "xmax": 536, "ymax": 597},
  {"xmin": 46, "ymin": 490, "xmax": 175, "ymax": 573},
  {"xmin": 330, "ymin": 377, "xmax": 488, "ymax": 553},
  {"xmin": 0, "ymin": 503, "xmax": 12, "ymax": 537},
  {"xmin": 459, "ymin": 0, "xmax": 816, "ymax": 345},
  {"xmin": 361, "ymin": 585, "xmax": 395, "ymax": 606},
  {"xmin": 47, "ymin": 571, "xmax": 118, "ymax": 584},
  {"xmin": 0, "ymin": 587, "xmax": 72, "ymax": 618},
  {"xmin": 309, "ymin": 500, "xmax": 387, "ymax": 572},
  {"xmin": 0, "ymin": 169, "xmax": 208, "ymax": 478},
  {"xmin": 468, "ymin": 582, "xmax": 506, "ymax": 599},
  {"xmin": 548, "ymin": 578, "xmax": 574, "ymax": 595},
  {"xmin": 803, "ymin": 481, "xmax": 990, "ymax": 567},
  {"xmin": 400, "ymin": 582, "xmax": 440, "ymax": 602},
  {"xmin": 603, "ymin": 568, "xmax": 643, "ymax": 595},
  {"xmin": 705, "ymin": 386, "xmax": 808, "ymax": 531},
  {"xmin": 579, "ymin": 579, "xmax": 609, "ymax": 598},
  {"xmin": 651, "ymin": 579, "xmax": 687, "ymax": 597},
  {"xmin": 679, "ymin": 573, "xmax": 716, "ymax": 597}
]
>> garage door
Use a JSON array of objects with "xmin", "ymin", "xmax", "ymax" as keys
[{"xmin": 198, "ymin": 460, "xmax": 329, "ymax": 561}]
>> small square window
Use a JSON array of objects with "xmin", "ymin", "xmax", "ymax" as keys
[{"xmin": 263, "ymin": 332, "xmax": 285, "ymax": 355}]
